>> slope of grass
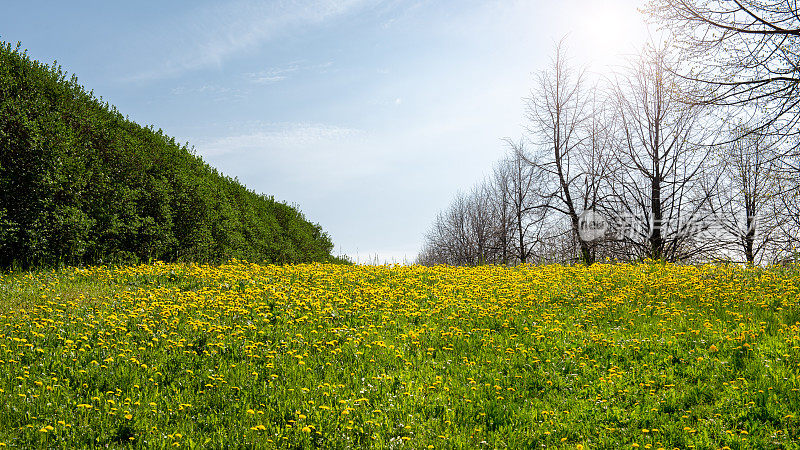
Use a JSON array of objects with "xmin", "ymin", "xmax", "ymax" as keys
[{"xmin": 0, "ymin": 262, "xmax": 798, "ymax": 448}]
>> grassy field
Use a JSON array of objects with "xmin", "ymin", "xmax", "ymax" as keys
[{"xmin": 0, "ymin": 262, "xmax": 799, "ymax": 449}]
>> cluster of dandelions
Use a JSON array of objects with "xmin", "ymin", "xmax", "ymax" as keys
[{"xmin": 0, "ymin": 261, "xmax": 798, "ymax": 447}]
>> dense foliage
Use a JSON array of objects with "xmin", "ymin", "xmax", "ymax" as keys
[
  {"xmin": 0, "ymin": 261, "xmax": 799, "ymax": 447},
  {"xmin": 0, "ymin": 43, "xmax": 337, "ymax": 268}
]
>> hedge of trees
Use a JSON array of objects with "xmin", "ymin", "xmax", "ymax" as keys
[{"xmin": 0, "ymin": 42, "xmax": 340, "ymax": 268}]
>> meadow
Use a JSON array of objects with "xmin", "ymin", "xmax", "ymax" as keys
[{"xmin": 0, "ymin": 261, "xmax": 799, "ymax": 449}]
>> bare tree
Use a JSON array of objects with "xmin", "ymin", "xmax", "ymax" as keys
[
  {"xmin": 525, "ymin": 39, "xmax": 612, "ymax": 265},
  {"xmin": 502, "ymin": 139, "xmax": 546, "ymax": 264},
  {"xmin": 465, "ymin": 182, "xmax": 497, "ymax": 265},
  {"xmin": 419, "ymin": 140, "xmax": 548, "ymax": 267},
  {"xmin": 489, "ymin": 160, "xmax": 514, "ymax": 265},
  {"xmin": 771, "ymin": 153, "xmax": 800, "ymax": 261},
  {"xmin": 418, "ymin": 193, "xmax": 467, "ymax": 266},
  {"xmin": 646, "ymin": 1, "xmax": 800, "ymax": 263},
  {"xmin": 608, "ymin": 44, "xmax": 716, "ymax": 262},
  {"xmin": 418, "ymin": 181, "xmax": 506, "ymax": 266},
  {"xmin": 646, "ymin": 0, "xmax": 800, "ymax": 142},
  {"xmin": 580, "ymin": 91, "xmax": 619, "ymax": 261},
  {"xmin": 704, "ymin": 125, "xmax": 783, "ymax": 264}
]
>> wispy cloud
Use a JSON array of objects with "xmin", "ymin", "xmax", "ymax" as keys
[
  {"xmin": 170, "ymin": 83, "xmax": 246, "ymax": 103},
  {"xmin": 245, "ymin": 64, "xmax": 298, "ymax": 84},
  {"xmin": 127, "ymin": 0, "xmax": 375, "ymax": 82},
  {"xmin": 244, "ymin": 60, "xmax": 335, "ymax": 84},
  {"xmin": 171, "ymin": 84, "xmax": 233, "ymax": 95},
  {"xmin": 367, "ymin": 96, "xmax": 403, "ymax": 107},
  {"xmin": 199, "ymin": 122, "xmax": 364, "ymax": 158}
]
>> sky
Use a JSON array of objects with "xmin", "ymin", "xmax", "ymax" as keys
[{"xmin": 1, "ymin": 0, "xmax": 650, "ymax": 263}]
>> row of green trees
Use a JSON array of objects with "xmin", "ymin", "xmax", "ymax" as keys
[{"xmin": 0, "ymin": 42, "xmax": 340, "ymax": 268}]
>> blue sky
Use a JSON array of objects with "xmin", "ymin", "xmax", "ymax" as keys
[{"xmin": 2, "ymin": 0, "xmax": 648, "ymax": 263}]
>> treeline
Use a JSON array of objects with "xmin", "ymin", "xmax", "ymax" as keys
[
  {"xmin": 0, "ymin": 42, "xmax": 341, "ymax": 268},
  {"xmin": 419, "ymin": 37, "xmax": 800, "ymax": 266}
]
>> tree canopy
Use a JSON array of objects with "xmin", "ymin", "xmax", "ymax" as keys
[{"xmin": 646, "ymin": 0, "xmax": 800, "ymax": 140}]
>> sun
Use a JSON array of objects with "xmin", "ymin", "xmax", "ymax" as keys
[{"xmin": 573, "ymin": 0, "xmax": 648, "ymax": 70}]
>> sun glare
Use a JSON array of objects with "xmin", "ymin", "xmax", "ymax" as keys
[{"xmin": 575, "ymin": 1, "xmax": 646, "ymax": 71}]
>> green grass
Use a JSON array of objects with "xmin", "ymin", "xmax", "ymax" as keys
[{"xmin": 0, "ymin": 262, "xmax": 798, "ymax": 448}]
